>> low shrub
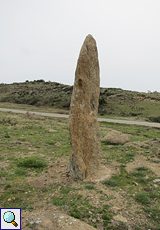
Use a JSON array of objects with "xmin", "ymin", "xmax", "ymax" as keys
[
  {"xmin": 135, "ymin": 192, "xmax": 151, "ymax": 205},
  {"xmin": 17, "ymin": 156, "xmax": 46, "ymax": 168}
]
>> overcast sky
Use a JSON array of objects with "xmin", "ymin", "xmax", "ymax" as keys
[{"xmin": 0, "ymin": 0, "xmax": 160, "ymax": 92}]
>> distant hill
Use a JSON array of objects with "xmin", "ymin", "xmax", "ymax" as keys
[{"xmin": 0, "ymin": 79, "xmax": 160, "ymax": 122}]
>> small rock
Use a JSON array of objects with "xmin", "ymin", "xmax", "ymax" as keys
[
  {"xmin": 133, "ymin": 181, "xmax": 138, "ymax": 186},
  {"xmin": 154, "ymin": 184, "xmax": 158, "ymax": 188},
  {"xmin": 111, "ymin": 207, "xmax": 121, "ymax": 213},
  {"xmin": 144, "ymin": 175, "xmax": 149, "ymax": 180},
  {"xmin": 12, "ymin": 197, "xmax": 15, "ymax": 200},
  {"xmin": 35, "ymin": 220, "xmax": 41, "ymax": 224},
  {"xmin": 29, "ymin": 221, "xmax": 34, "ymax": 225},
  {"xmin": 144, "ymin": 187, "xmax": 153, "ymax": 192},
  {"xmin": 102, "ymin": 130, "xmax": 130, "ymax": 145},
  {"xmin": 92, "ymin": 219, "xmax": 96, "ymax": 223},
  {"xmin": 153, "ymin": 179, "xmax": 160, "ymax": 183},
  {"xmin": 54, "ymin": 142, "xmax": 61, "ymax": 146},
  {"xmin": 8, "ymin": 198, "xmax": 11, "ymax": 201},
  {"xmin": 16, "ymin": 141, "xmax": 22, "ymax": 144},
  {"xmin": 48, "ymin": 129, "xmax": 56, "ymax": 133},
  {"xmin": 113, "ymin": 215, "xmax": 127, "ymax": 223}
]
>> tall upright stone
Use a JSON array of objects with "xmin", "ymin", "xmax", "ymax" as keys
[{"xmin": 69, "ymin": 34, "xmax": 100, "ymax": 180}]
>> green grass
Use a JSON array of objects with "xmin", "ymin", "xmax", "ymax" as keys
[
  {"xmin": 102, "ymin": 179, "xmax": 118, "ymax": 187},
  {"xmin": 143, "ymin": 207, "xmax": 160, "ymax": 224},
  {"xmin": 136, "ymin": 166, "xmax": 150, "ymax": 171},
  {"xmin": 135, "ymin": 192, "xmax": 151, "ymax": 205},
  {"xmin": 132, "ymin": 171, "xmax": 146, "ymax": 177},
  {"xmin": 14, "ymin": 167, "xmax": 28, "ymax": 176},
  {"xmin": 85, "ymin": 185, "xmax": 96, "ymax": 190}
]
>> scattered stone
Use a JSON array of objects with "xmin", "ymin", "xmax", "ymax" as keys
[
  {"xmin": 48, "ymin": 129, "xmax": 56, "ymax": 133},
  {"xmin": 153, "ymin": 179, "xmax": 160, "ymax": 183},
  {"xmin": 144, "ymin": 175, "xmax": 149, "ymax": 179},
  {"xmin": 16, "ymin": 141, "xmax": 22, "ymax": 144},
  {"xmin": 133, "ymin": 181, "xmax": 138, "ymax": 186},
  {"xmin": 35, "ymin": 220, "xmax": 41, "ymax": 224},
  {"xmin": 54, "ymin": 142, "xmax": 61, "ymax": 146},
  {"xmin": 144, "ymin": 187, "xmax": 153, "ymax": 191},
  {"xmin": 154, "ymin": 184, "xmax": 158, "ymax": 188},
  {"xmin": 69, "ymin": 34, "xmax": 101, "ymax": 180},
  {"xmin": 29, "ymin": 221, "xmax": 34, "ymax": 225},
  {"xmin": 113, "ymin": 215, "xmax": 127, "ymax": 223},
  {"xmin": 7, "ymin": 198, "xmax": 11, "ymax": 201},
  {"xmin": 111, "ymin": 207, "xmax": 121, "ymax": 214},
  {"xmin": 102, "ymin": 130, "xmax": 130, "ymax": 145}
]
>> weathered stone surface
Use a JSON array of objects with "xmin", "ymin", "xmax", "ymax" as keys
[
  {"xmin": 102, "ymin": 130, "xmax": 130, "ymax": 145},
  {"xmin": 69, "ymin": 34, "xmax": 100, "ymax": 180},
  {"xmin": 24, "ymin": 211, "xmax": 96, "ymax": 230}
]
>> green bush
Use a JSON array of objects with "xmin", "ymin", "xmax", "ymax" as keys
[
  {"xmin": 136, "ymin": 166, "xmax": 149, "ymax": 171},
  {"xmin": 148, "ymin": 116, "xmax": 160, "ymax": 123},
  {"xmin": 69, "ymin": 207, "xmax": 82, "ymax": 219},
  {"xmin": 17, "ymin": 156, "xmax": 46, "ymax": 168}
]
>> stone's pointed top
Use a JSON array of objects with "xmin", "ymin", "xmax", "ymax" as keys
[
  {"xmin": 83, "ymin": 34, "xmax": 96, "ymax": 45},
  {"xmin": 86, "ymin": 34, "xmax": 94, "ymax": 39},
  {"xmin": 76, "ymin": 34, "xmax": 99, "ymax": 80}
]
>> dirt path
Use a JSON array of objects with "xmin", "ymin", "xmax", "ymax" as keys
[{"xmin": 0, "ymin": 107, "xmax": 160, "ymax": 128}]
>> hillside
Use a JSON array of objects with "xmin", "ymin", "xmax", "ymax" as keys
[{"xmin": 0, "ymin": 80, "xmax": 160, "ymax": 122}]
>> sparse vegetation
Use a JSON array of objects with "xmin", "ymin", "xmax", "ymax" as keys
[{"xmin": 0, "ymin": 99, "xmax": 160, "ymax": 229}]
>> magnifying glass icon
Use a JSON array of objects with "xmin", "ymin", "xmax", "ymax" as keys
[{"xmin": 3, "ymin": 211, "xmax": 18, "ymax": 227}]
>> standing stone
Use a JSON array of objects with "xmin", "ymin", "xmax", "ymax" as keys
[{"xmin": 69, "ymin": 34, "xmax": 100, "ymax": 180}]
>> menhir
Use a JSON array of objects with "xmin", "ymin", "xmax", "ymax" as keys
[{"xmin": 69, "ymin": 34, "xmax": 101, "ymax": 180}]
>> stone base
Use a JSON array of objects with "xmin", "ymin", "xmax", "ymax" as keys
[{"xmin": 84, "ymin": 165, "xmax": 111, "ymax": 182}]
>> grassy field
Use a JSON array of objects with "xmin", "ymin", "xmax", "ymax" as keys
[
  {"xmin": 0, "ymin": 110, "xmax": 160, "ymax": 229},
  {"xmin": 0, "ymin": 80, "xmax": 160, "ymax": 122}
]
